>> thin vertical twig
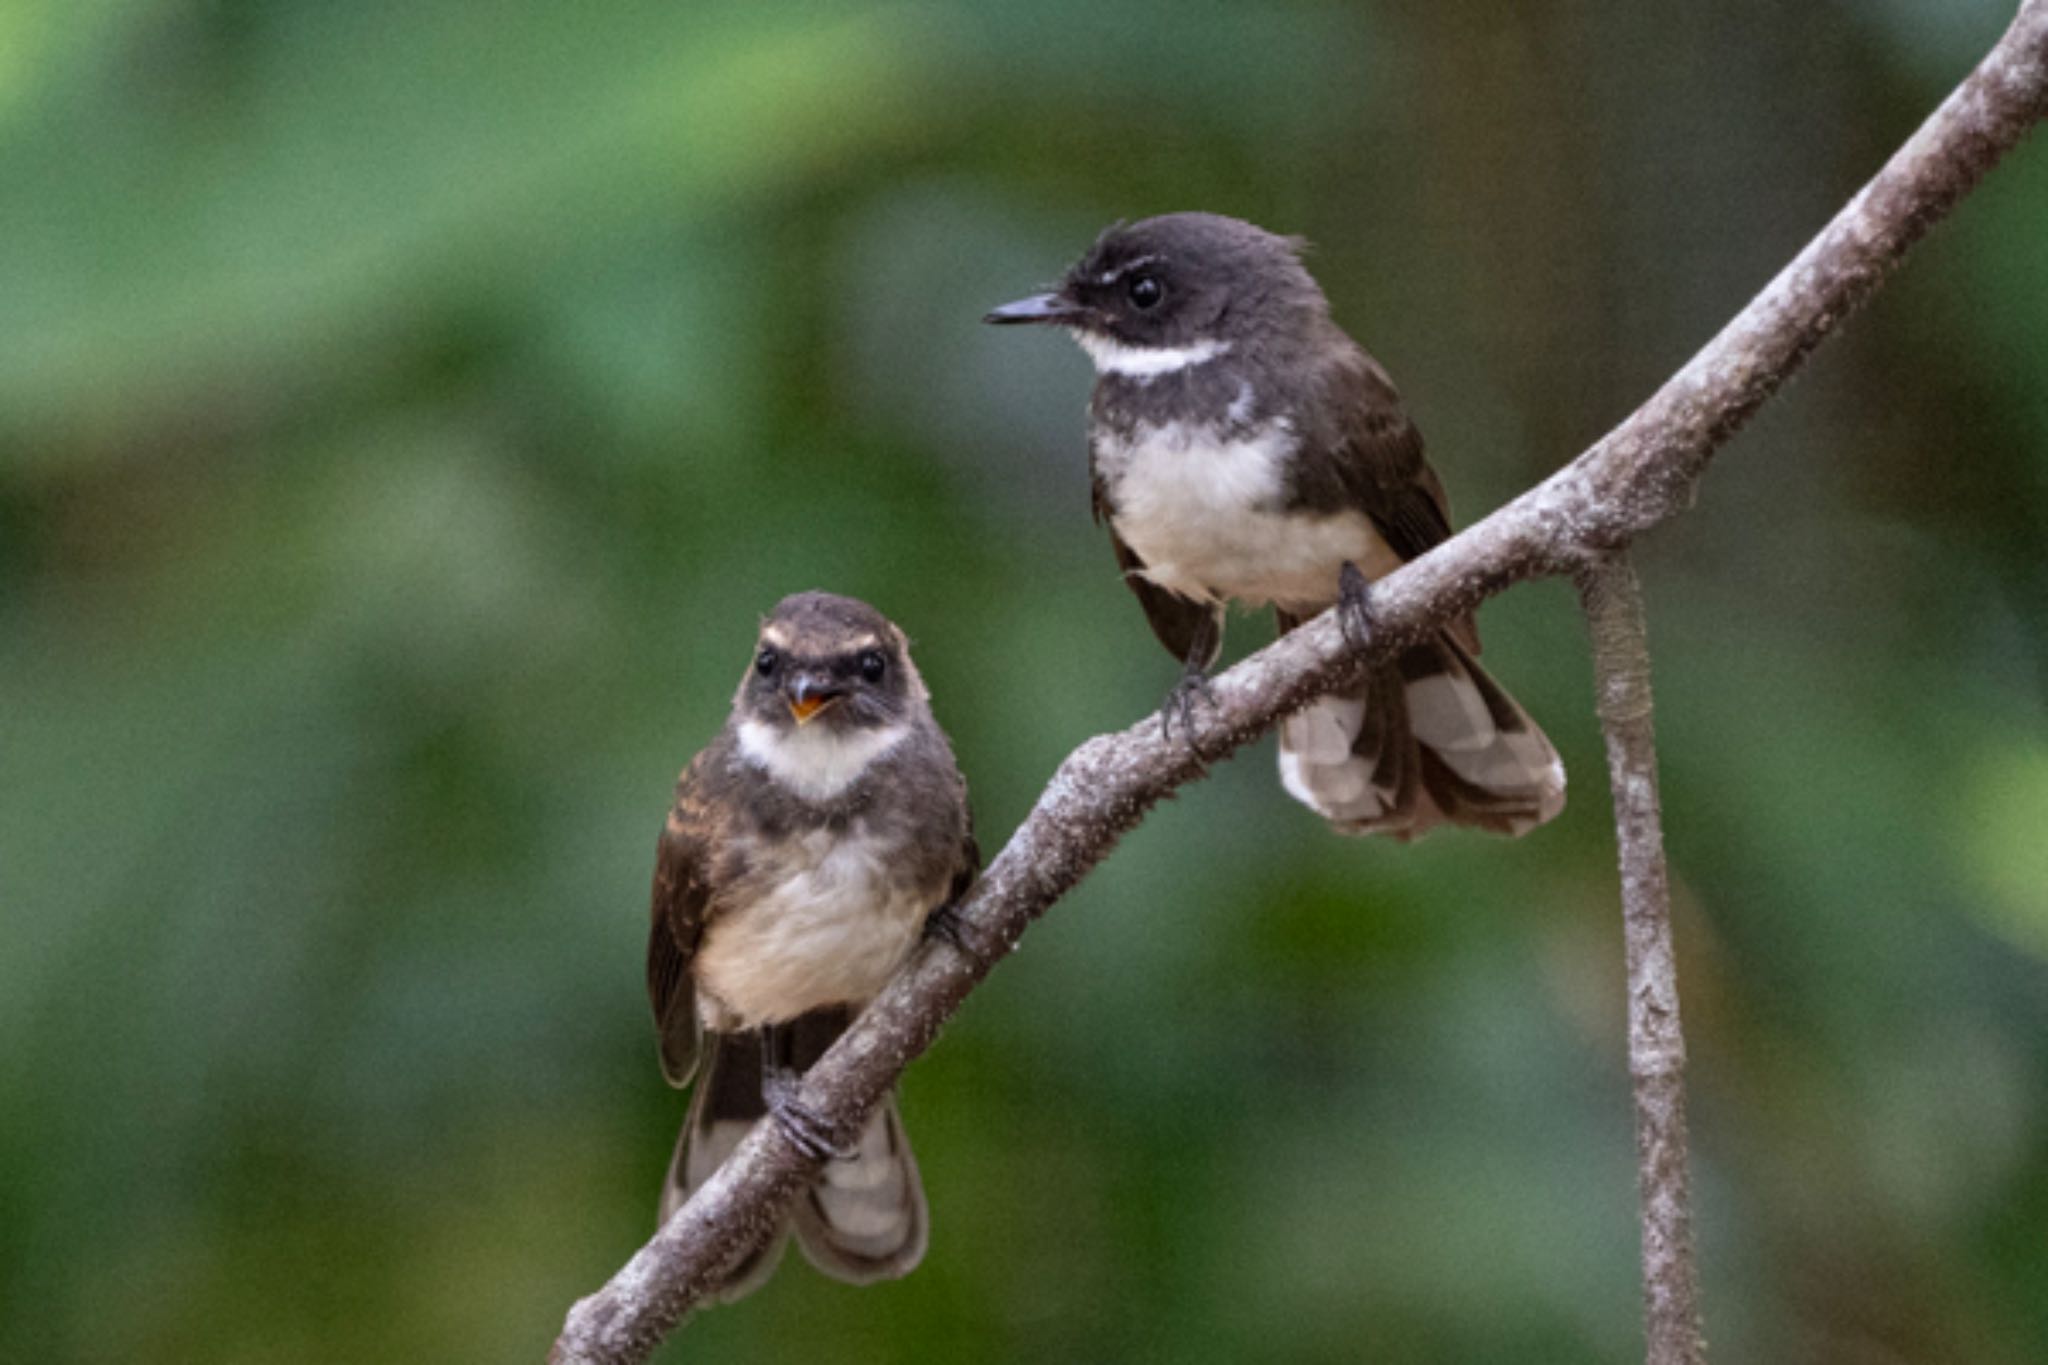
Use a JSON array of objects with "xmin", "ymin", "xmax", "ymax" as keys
[{"xmin": 1579, "ymin": 554, "xmax": 1703, "ymax": 1365}]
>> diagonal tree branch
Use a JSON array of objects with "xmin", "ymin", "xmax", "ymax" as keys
[
  {"xmin": 1580, "ymin": 554, "xmax": 1703, "ymax": 1365},
  {"xmin": 553, "ymin": 6, "xmax": 2048, "ymax": 1361}
]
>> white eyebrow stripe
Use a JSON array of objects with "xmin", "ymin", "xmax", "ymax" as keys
[
  {"xmin": 1095, "ymin": 253, "xmax": 1163, "ymax": 286},
  {"xmin": 1073, "ymin": 333, "xmax": 1231, "ymax": 380}
]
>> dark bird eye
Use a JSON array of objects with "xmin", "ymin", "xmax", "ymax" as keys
[
  {"xmin": 754, "ymin": 647, "xmax": 778, "ymax": 678},
  {"xmin": 1126, "ymin": 274, "xmax": 1164, "ymax": 310},
  {"xmin": 858, "ymin": 650, "xmax": 887, "ymax": 684}
]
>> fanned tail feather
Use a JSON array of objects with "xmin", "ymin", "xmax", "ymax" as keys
[
  {"xmin": 1278, "ymin": 632, "xmax": 1564, "ymax": 839},
  {"xmin": 658, "ymin": 1007, "xmax": 927, "ymax": 1302}
]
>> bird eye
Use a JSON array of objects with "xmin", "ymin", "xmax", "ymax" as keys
[
  {"xmin": 858, "ymin": 650, "xmax": 887, "ymax": 684},
  {"xmin": 1126, "ymin": 274, "xmax": 1164, "ymax": 310},
  {"xmin": 754, "ymin": 647, "xmax": 779, "ymax": 678}
]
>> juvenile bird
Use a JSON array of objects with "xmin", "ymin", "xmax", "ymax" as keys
[
  {"xmin": 646, "ymin": 591, "xmax": 977, "ymax": 1299},
  {"xmin": 986, "ymin": 212, "xmax": 1563, "ymax": 838}
]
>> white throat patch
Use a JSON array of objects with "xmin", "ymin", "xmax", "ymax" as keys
[
  {"xmin": 1073, "ymin": 332, "xmax": 1231, "ymax": 381},
  {"xmin": 736, "ymin": 718, "xmax": 910, "ymax": 802}
]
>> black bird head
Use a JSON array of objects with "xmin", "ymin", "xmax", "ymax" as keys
[
  {"xmin": 984, "ymin": 212, "xmax": 1329, "ymax": 360},
  {"xmin": 735, "ymin": 591, "xmax": 923, "ymax": 735}
]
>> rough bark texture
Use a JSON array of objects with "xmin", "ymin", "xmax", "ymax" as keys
[
  {"xmin": 553, "ymin": 7, "xmax": 2048, "ymax": 1362},
  {"xmin": 1580, "ymin": 555, "xmax": 1703, "ymax": 1365}
]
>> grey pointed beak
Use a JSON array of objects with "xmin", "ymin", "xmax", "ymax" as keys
[{"xmin": 983, "ymin": 291, "xmax": 1083, "ymax": 325}]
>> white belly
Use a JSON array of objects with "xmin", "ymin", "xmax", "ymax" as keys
[
  {"xmin": 696, "ymin": 823, "xmax": 930, "ymax": 1029},
  {"xmin": 1100, "ymin": 419, "xmax": 1401, "ymax": 614}
]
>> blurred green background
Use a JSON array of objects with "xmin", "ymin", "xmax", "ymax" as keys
[{"xmin": 3, "ymin": 1, "xmax": 2045, "ymax": 1361}]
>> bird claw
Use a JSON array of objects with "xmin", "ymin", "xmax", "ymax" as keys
[
  {"xmin": 1158, "ymin": 667, "xmax": 1217, "ymax": 757},
  {"xmin": 1338, "ymin": 561, "xmax": 1374, "ymax": 654},
  {"xmin": 922, "ymin": 901, "xmax": 969, "ymax": 952},
  {"xmin": 763, "ymin": 1068, "xmax": 853, "ymax": 1163}
]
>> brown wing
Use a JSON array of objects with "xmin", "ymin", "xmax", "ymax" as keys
[
  {"xmin": 648, "ymin": 755, "xmax": 716, "ymax": 1087},
  {"xmin": 949, "ymin": 815, "xmax": 982, "ymax": 910},
  {"xmin": 1324, "ymin": 354, "xmax": 1480, "ymax": 653},
  {"xmin": 927, "ymin": 756, "xmax": 981, "ymax": 920},
  {"xmin": 1093, "ymin": 468, "xmax": 1226, "ymax": 668}
]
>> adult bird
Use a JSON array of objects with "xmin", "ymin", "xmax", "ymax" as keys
[{"xmin": 987, "ymin": 212, "xmax": 1562, "ymax": 838}]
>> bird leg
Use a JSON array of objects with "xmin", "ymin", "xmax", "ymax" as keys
[
  {"xmin": 758, "ymin": 1026, "xmax": 852, "ymax": 1163},
  {"xmin": 922, "ymin": 900, "xmax": 969, "ymax": 951},
  {"xmin": 1338, "ymin": 561, "xmax": 1375, "ymax": 655},
  {"xmin": 1158, "ymin": 615, "xmax": 1221, "ymax": 755}
]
